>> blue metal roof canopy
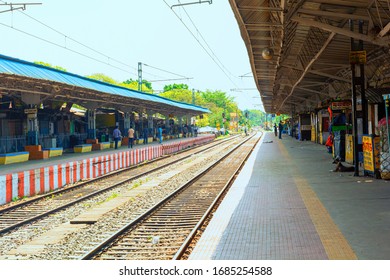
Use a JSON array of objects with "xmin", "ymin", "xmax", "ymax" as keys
[{"xmin": 0, "ymin": 54, "xmax": 210, "ymax": 115}]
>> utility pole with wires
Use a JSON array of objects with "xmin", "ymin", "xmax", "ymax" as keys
[
  {"xmin": 0, "ymin": 2, "xmax": 41, "ymax": 14},
  {"xmin": 138, "ymin": 62, "xmax": 142, "ymax": 92}
]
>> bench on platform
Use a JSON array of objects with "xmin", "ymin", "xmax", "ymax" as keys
[
  {"xmin": 92, "ymin": 142, "xmax": 111, "ymax": 150},
  {"xmin": 43, "ymin": 147, "xmax": 63, "ymax": 157},
  {"xmin": 110, "ymin": 141, "xmax": 122, "ymax": 148},
  {"xmin": 74, "ymin": 144, "xmax": 92, "ymax": 153},
  {"xmin": 24, "ymin": 145, "xmax": 49, "ymax": 160},
  {"xmin": 101, "ymin": 142, "xmax": 110, "ymax": 149},
  {"xmin": 0, "ymin": 151, "xmax": 29, "ymax": 165}
]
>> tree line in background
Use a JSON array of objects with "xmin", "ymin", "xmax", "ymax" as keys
[{"xmin": 34, "ymin": 61, "xmax": 281, "ymax": 130}]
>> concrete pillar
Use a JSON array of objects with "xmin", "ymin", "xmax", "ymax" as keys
[
  {"xmin": 178, "ymin": 116, "xmax": 183, "ymax": 137},
  {"xmin": 124, "ymin": 112, "xmax": 131, "ymax": 132},
  {"xmin": 165, "ymin": 115, "xmax": 170, "ymax": 135},
  {"xmin": 87, "ymin": 109, "xmax": 96, "ymax": 139},
  {"xmin": 130, "ymin": 112, "xmax": 135, "ymax": 129},
  {"xmin": 147, "ymin": 110, "xmax": 154, "ymax": 137},
  {"xmin": 21, "ymin": 93, "xmax": 41, "ymax": 145}
]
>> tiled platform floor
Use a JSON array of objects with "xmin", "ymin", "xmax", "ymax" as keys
[{"xmin": 190, "ymin": 132, "xmax": 390, "ymax": 260}]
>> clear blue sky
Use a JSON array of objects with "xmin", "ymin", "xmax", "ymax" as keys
[{"xmin": 0, "ymin": 0, "xmax": 263, "ymax": 111}]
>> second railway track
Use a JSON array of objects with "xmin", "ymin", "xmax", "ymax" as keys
[
  {"xmin": 0, "ymin": 135, "xmax": 240, "ymax": 236},
  {"xmin": 82, "ymin": 133, "xmax": 261, "ymax": 260}
]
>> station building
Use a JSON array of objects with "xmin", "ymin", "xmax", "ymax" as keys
[{"xmin": 0, "ymin": 54, "xmax": 209, "ymax": 158}]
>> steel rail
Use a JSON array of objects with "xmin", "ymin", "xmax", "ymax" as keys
[
  {"xmin": 80, "ymin": 133, "xmax": 258, "ymax": 260},
  {"xmin": 172, "ymin": 133, "xmax": 261, "ymax": 259}
]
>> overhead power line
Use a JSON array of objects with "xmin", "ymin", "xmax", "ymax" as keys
[
  {"xmin": 178, "ymin": 0, "xmax": 236, "ymax": 78},
  {"xmin": 0, "ymin": 3, "xmax": 188, "ymax": 83},
  {"xmin": 162, "ymin": 0, "xmax": 238, "ymax": 88},
  {"xmin": 17, "ymin": 9, "xmax": 138, "ymax": 72},
  {"xmin": 143, "ymin": 63, "xmax": 190, "ymax": 79}
]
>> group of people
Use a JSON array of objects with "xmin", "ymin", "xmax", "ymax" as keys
[
  {"xmin": 274, "ymin": 121, "xmax": 284, "ymax": 139},
  {"xmin": 112, "ymin": 125, "xmax": 165, "ymax": 150}
]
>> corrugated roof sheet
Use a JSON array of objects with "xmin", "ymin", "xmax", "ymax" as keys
[{"xmin": 0, "ymin": 54, "xmax": 210, "ymax": 113}]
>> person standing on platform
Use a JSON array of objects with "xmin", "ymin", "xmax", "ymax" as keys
[
  {"xmin": 127, "ymin": 126, "xmax": 135, "ymax": 148},
  {"xmin": 143, "ymin": 127, "xmax": 148, "ymax": 144},
  {"xmin": 158, "ymin": 126, "xmax": 163, "ymax": 144},
  {"xmin": 274, "ymin": 123, "xmax": 277, "ymax": 137},
  {"xmin": 278, "ymin": 121, "xmax": 283, "ymax": 139},
  {"xmin": 113, "ymin": 126, "xmax": 122, "ymax": 149}
]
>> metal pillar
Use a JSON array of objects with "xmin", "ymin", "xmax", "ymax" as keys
[
  {"xmin": 359, "ymin": 21, "xmax": 368, "ymax": 135},
  {"xmin": 124, "ymin": 112, "xmax": 131, "ymax": 132},
  {"xmin": 350, "ymin": 19, "xmax": 367, "ymax": 176}
]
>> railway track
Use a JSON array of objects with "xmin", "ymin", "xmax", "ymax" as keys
[
  {"xmin": 0, "ymin": 135, "xmax": 240, "ymax": 236},
  {"xmin": 81, "ymin": 133, "xmax": 261, "ymax": 260}
]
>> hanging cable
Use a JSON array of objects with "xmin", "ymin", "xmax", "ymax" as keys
[
  {"xmin": 177, "ymin": 0, "xmax": 236, "ymax": 78},
  {"xmin": 162, "ymin": 0, "xmax": 238, "ymax": 87},
  {"xmin": 0, "ymin": 21, "xmax": 136, "ymax": 75}
]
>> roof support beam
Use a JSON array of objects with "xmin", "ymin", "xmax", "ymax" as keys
[
  {"xmin": 278, "ymin": 32, "xmax": 336, "ymax": 111},
  {"xmin": 237, "ymin": 6, "xmax": 284, "ymax": 12},
  {"xmin": 297, "ymin": 9, "xmax": 370, "ymax": 21},
  {"xmin": 378, "ymin": 21, "xmax": 390, "ymax": 37},
  {"xmin": 291, "ymin": 15, "xmax": 389, "ymax": 47},
  {"xmin": 308, "ymin": 70, "xmax": 350, "ymax": 83},
  {"xmin": 295, "ymin": 86, "xmax": 329, "ymax": 97}
]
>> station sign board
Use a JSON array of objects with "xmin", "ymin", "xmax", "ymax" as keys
[
  {"xmin": 331, "ymin": 101, "xmax": 351, "ymax": 110},
  {"xmin": 362, "ymin": 135, "xmax": 380, "ymax": 173},
  {"xmin": 24, "ymin": 108, "xmax": 38, "ymax": 119},
  {"xmin": 24, "ymin": 108, "xmax": 37, "ymax": 114}
]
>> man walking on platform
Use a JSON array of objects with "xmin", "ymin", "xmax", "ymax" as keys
[
  {"xmin": 113, "ymin": 126, "xmax": 122, "ymax": 149},
  {"xmin": 143, "ymin": 127, "xmax": 148, "ymax": 144},
  {"xmin": 158, "ymin": 126, "xmax": 163, "ymax": 144},
  {"xmin": 278, "ymin": 121, "xmax": 283, "ymax": 139},
  {"xmin": 127, "ymin": 126, "xmax": 134, "ymax": 148}
]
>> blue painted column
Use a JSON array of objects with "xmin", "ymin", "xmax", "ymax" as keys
[
  {"xmin": 87, "ymin": 109, "xmax": 96, "ymax": 140},
  {"xmin": 25, "ymin": 108, "xmax": 39, "ymax": 145}
]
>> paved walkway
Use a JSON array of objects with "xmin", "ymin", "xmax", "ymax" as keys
[{"xmin": 190, "ymin": 132, "xmax": 390, "ymax": 260}]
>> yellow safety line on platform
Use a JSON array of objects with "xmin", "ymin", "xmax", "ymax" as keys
[{"xmin": 277, "ymin": 140, "xmax": 357, "ymax": 260}]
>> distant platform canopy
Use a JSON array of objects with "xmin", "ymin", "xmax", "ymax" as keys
[{"xmin": 0, "ymin": 54, "xmax": 210, "ymax": 116}]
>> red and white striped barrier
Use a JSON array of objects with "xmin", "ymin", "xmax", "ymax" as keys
[{"xmin": 0, "ymin": 135, "xmax": 215, "ymax": 205}]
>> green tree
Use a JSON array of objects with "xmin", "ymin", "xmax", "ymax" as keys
[
  {"xmin": 34, "ymin": 61, "xmax": 67, "ymax": 72},
  {"xmin": 242, "ymin": 109, "xmax": 266, "ymax": 128},
  {"xmin": 201, "ymin": 90, "xmax": 239, "ymax": 129},
  {"xmin": 163, "ymin": 83, "xmax": 189, "ymax": 92},
  {"xmin": 86, "ymin": 73, "xmax": 120, "ymax": 85},
  {"xmin": 122, "ymin": 78, "xmax": 153, "ymax": 92},
  {"xmin": 159, "ymin": 85, "xmax": 205, "ymax": 106}
]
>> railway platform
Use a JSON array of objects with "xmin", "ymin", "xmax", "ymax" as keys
[
  {"xmin": 189, "ymin": 131, "xmax": 390, "ymax": 260},
  {"xmin": 0, "ymin": 136, "xmax": 197, "ymax": 176}
]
